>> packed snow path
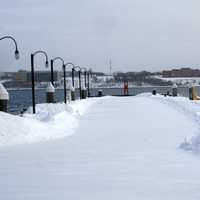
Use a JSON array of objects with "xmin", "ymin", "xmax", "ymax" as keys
[{"xmin": 1, "ymin": 96, "xmax": 200, "ymax": 199}]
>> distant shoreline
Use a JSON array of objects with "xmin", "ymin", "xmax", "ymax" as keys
[{"xmin": 7, "ymin": 85, "xmax": 194, "ymax": 91}]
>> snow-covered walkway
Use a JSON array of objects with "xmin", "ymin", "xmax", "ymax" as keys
[{"xmin": 1, "ymin": 96, "xmax": 200, "ymax": 199}]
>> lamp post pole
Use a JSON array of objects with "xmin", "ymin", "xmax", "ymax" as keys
[
  {"xmin": 87, "ymin": 72, "xmax": 90, "ymax": 97},
  {"xmin": 49, "ymin": 57, "xmax": 65, "ymax": 103},
  {"xmin": 50, "ymin": 57, "xmax": 65, "ymax": 86},
  {"xmin": 81, "ymin": 67, "xmax": 88, "ymax": 99},
  {"xmin": 50, "ymin": 59, "xmax": 54, "ymax": 85},
  {"xmin": 63, "ymin": 65, "xmax": 67, "ymax": 103},
  {"xmin": 72, "ymin": 67, "xmax": 75, "ymax": 87},
  {"xmin": 81, "ymin": 67, "xmax": 87, "ymax": 88},
  {"xmin": 78, "ymin": 70, "xmax": 81, "ymax": 99},
  {"xmin": 84, "ymin": 71, "xmax": 87, "ymax": 88},
  {"xmin": 64, "ymin": 63, "xmax": 75, "ymax": 88},
  {"xmin": 88, "ymin": 70, "xmax": 92, "ymax": 97},
  {"xmin": 31, "ymin": 54, "xmax": 35, "ymax": 114},
  {"xmin": 31, "ymin": 51, "xmax": 49, "ymax": 114},
  {"xmin": 64, "ymin": 63, "xmax": 76, "ymax": 101},
  {"xmin": 74, "ymin": 66, "xmax": 81, "ymax": 99}
]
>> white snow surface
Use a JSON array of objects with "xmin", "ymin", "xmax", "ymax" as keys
[
  {"xmin": 0, "ymin": 95, "xmax": 200, "ymax": 199},
  {"xmin": 0, "ymin": 98, "xmax": 98, "ymax": 146},
  {"xmin": 151, "ymin": 94, "xmax": 200, "ymax": 152}
]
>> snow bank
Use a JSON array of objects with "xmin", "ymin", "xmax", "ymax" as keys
[
  {"xmin": 0, "ymin": 98, "xmax": 99, "ymax": 147},
  {"xmin": 148, "ymin": 93, "xmax": 200, "ymax": 152}
]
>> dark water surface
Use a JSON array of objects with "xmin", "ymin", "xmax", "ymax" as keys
[{"xmin": 8, "ymin": 86, "xmax": 198, "ymax": 114}]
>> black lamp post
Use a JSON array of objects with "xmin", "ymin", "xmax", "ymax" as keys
[
  {"xmin": 0, "ymin": 36, "xmax": 20, "ymax": 112},
  {"xmin": 87, "ymin": 69, "xmax": 92, "ymax": 97},
  {"xmin": 72, "ymin": 67, "xmax": 75, "ymax": 88},
  {"xmin": 0, "ymin": 36, "xmax": 20, "ymax": 60},
  {"xmin": 31, "ymin": 51, "xmax": 49, "ymax": 114},
  {"xmin": 64, "ymin": 63, "xmax": 75, "ymax": 88},
  {"xmin": 81, "ymin": 67, "xmax": 88, "ymax": 99},
  {"xmin": 74, "ymin": 66, "xmax": 82, "ymax": 99},
  {"xmin": 81, "ymin": 67, "xmax": 87, "ymax": 89},
  {"xmin": 63, "ymin": 64, "xmax": 67, "ymax": 104},
  {"xmin": 50, "ymin": 57, "xmax": 65, "ymax": 86},
  {"xmin": 64, "ymin": 63, "xmax": 76, "ymax": 101}
]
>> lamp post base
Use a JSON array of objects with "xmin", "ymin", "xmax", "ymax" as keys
[
  {"xmin": 71, "ymin": 90, "xmax": 75, "ymax": 101},
  {"xmin": 0, "ymin": 100, "xmax": 8, "ymax": 112}
]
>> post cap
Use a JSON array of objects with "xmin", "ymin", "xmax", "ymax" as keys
[
  {"xmin": 82, "ymin": 85, "xmax": 87, "ymax": 90},
  {"xmin": 188, "ymin": 83, "xmax": 194, "ymax": 88},
  {"xmin": 46, "ymin": 82, "xmax": 55, "ymax": 93},
  {"xmin": 172, "ymin": 83, "xmax": 178, "ymax": 88},
  {"xmin": 70, "ymin": 86, "xmax": 75, "ymax": 92},
  {"xmin": 0, "ymin": 83, "xmax": 9, "ymax": 100}
]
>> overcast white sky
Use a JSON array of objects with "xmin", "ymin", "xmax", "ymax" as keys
[{"xmin": 0, "ymin": 0, "xmax": 200, "ymax": 72}]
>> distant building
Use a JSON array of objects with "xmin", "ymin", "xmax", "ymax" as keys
[
  {"xmin": 14, "ymin": 70, "xmax": 62, "ymax": 82},
  {"xmin": 14, "ymin": 70, "xmax": 27, "ymax": 82},
  {"xmin": 0, "ymin": 72, "xmax": 15, "ymax": 80},
  {"xmin": 162, "ymin": 68, "xmax": 200, "ymax": 78},
  {"xmin": 27, "ymin": 71, "xmax": 62, "ymax": 82}
]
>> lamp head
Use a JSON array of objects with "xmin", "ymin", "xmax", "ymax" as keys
[
  {"xmin": 45, "ymin": 61, "xmax": 49, "ymax": 68},
  {"xmin": 15, "ymin": 49, "xmax": 20, "ymax": 60}
]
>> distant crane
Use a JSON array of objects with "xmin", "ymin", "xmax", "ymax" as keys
[
  {"xmin": 109, "ymin": 59, "xmax": 112, "ymax": 76},
  {"xmin": 108, "ymin": 59, "xmax": 113, "ymax": 88}
]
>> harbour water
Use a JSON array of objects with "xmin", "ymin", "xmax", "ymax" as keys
[{"xmin": 7, "ymin": 86, "xmax": 198, "ymax": 114}]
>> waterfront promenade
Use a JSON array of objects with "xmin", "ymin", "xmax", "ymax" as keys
[{"xmin": 0, "ymin": 95, "xmax": 199, "ymax": 199}]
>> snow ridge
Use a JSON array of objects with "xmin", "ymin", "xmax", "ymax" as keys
[
  {"xmin": 150, "ymin": 94, "xmax": 200, "ymax": 152},
  {"xmin": 0, "ymin": 98, "xmax": 99, "ymax": 147}
]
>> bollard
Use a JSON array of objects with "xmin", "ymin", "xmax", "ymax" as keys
[
  {"xmin": 81, "ymin": 86, "xmax": 87, "ymax": 99},
  {"xmin": 46, "ymin": 82, "xmax": 55, "ymax": 103},
  {"xmin": 189, "ymin": 86, "xmax": 196, "ymax": 100},
  {"xmin": 172, "ymin": 84, "xmax": 178, "ymax": 97},
  {"xmin": 166, "ymin": 91, "xmax": 170, "ymax": 96},
  {"xmin": 189, "ymin": 86, "xmax": 200, "ymax": 100},
  {"xmin": 81, "ymin": 89, "xmax": 84, "ymax": 99},
  {"xmin": 0, "ymin": 83, "xmax": 9, "ymax": 112},
  {"xmin": 66, "ymin": 90, "xmax": 71, "ymax": 103},
  {"xmin": 71, "ymin": 86, "xmax": 75, "ymax": 101},
  {"xmin": 123, "ymin": 81, "xmax": 129, "ymax": 96},
  {"xmin": 98, "ymin": 90, "xmax": 103, "ymax": 97},
  {"xmin": 189, "ymin": 86, "xmax": 193, "ymax": 100},
  {"xmin": 152, "ymin": 90, "xmax": 156, "ymax": 95},
  {"xmin": 83, "ymin": 86, "xmax": 87, "ymax": 99}
]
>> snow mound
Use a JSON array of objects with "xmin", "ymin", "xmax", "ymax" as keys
[
  {"xmin": 152, "ymin": 94, "xmax": 200, "ymax": 152},
  {"xmin": 135, "ymin": 92, "xmax": 153, "ymax": 97},
  {"xmin": 0, "ymin": 98, "xmax": 99, "ymax": 147}
]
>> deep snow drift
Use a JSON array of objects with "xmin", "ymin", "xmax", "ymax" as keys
[
  {"xmin": 150, "ymin": 94, "xmax": 200, "ymax": 152},
  {"xmin": 1, "ymin": 94, "xmax": 200, "ymax": 152},
  {"xmin": 0, "ymin": 98, "xmax": 99, "ymax": 146}
]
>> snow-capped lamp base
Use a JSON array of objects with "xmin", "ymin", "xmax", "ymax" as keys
[
  {"xmin": 172, "ymin": 83, "xmax": 178, "ymax": 97},
  {"xmin": 46, "ymin": 82, "xmax": 55, "ymax": 103},
  {"xmin": 98, "ymin": 90, "xmax": 103, "ymax": 97},
  {"xmin": 70, "ymin": 86, "xmax": 75, "ymax": 101},
  {"xmin": 0, "ymin": 83, "xmax": 9, "ymax": 112},
  {"xmin": 81, "ymin": 86, "xmax": 87, "ymax": 99}
]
